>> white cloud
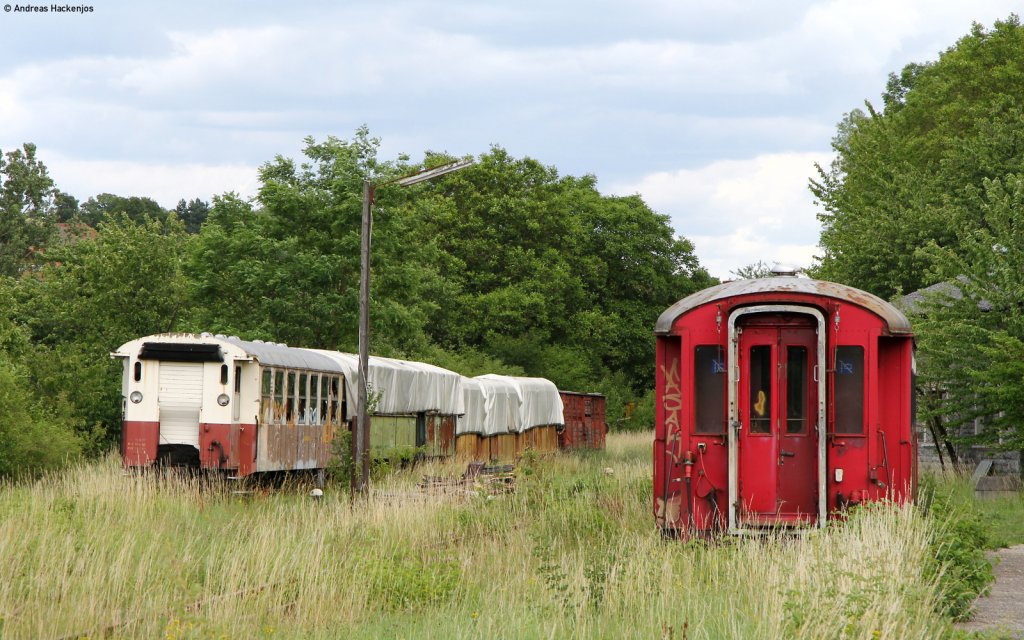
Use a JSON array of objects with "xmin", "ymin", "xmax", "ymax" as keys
[
  {"xmin": 45, "ymin": 153, "xmax": 259, "ymax": 209},
  {"xmin": 608, "ymin": 151, "xmax": 832, "ymax": 278}
]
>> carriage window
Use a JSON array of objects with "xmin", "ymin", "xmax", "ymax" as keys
[
  {"xmin": 262, "ymin": 369, "xmax": 273, "ymax": 423},
  {"xmin": 330, "ymin": 377, "xmax": 340, "ymax": 425},
  {"xmin": 297, "ymin": 373, "xmax": 308, "ymax": 424},
  {"xmin": 694, "ymin": 345, "xmax": 725, "ymax": 434},
  {"xmin": 133, "ymin": 361, "xmax": 142, "ymax": 382},
  {"xmin": 835, "ymin": 346, "xmax": 864, "ymax": 434},
  {"xmin": 274, "ymin": 370, "xmax": 285, "ymax": 423},
  {"xmin": 235, "ymin": 367, "xmax": 241, "ymax": 393},
  {"xmin": 321, "ymin": 376, "xmax": 330, "ymax": 425},
  {"xmin": 287, "ymin": 372, "xmax": 296, "ymax": 422},
  {"xmin": 220, "ymin": 364, "xmax": 229, "ymax": 385},
  {"xmin": 309, "ymin": 374, "xmax": 320, "ymax": 423},
  {"xmin": 786, "ymin": 346, "xmax": 807, "ymax": 434},
  {"xmin": 749, "ymin": 345, "xmax": 772, "ymax": 434}
]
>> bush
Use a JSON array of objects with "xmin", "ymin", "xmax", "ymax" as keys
[
  {"xmin": 0, "ymin": 353, "xmax": 83, "ymax": 477},
  {"xmin": 918, "ymin": 473, "xmax": 995, "ymax": 620}
]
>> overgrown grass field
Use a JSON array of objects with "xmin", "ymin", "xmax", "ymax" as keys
[{"xmin": 0, "ymin": 432, "xmax": 1002, "ymax": 639}]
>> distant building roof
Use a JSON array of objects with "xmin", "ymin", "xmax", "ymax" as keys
[{"xmin": 898, "ymin": 276, "xmax": 992, "ymax": 315}]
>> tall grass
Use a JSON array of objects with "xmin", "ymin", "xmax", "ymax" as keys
[{"xmin": 0, "ymin": 433, "xmax": 955, "ymax": 639}]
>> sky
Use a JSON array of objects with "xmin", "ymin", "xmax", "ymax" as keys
[{"xmin": 0, "ymin": 1, "xmax": 1020, "ymax": 279}]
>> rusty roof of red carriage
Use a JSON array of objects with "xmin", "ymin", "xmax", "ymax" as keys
[{"xmin": 654, "ymin": 276, "xmax": 912, "ymax": 336}]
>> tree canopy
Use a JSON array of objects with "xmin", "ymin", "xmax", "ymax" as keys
[
  {"xmin": 812, "ymin": 15, "xmax": 1024, "ymax": 300},
  {"xmin": 0, "ymin": 128, "xmax": 712, "ymax": 473},
  {"xmin": 813, "ymin": 14, "xmax": 1024, "ymax": 455}
]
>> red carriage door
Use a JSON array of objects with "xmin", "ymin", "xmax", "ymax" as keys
[{"xmin": 729, "ymin": 307, "xmax": 825, "ymax": 532}]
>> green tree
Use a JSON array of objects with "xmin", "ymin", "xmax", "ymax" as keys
[
  {"xmin": 731, "ymin": 260, "xmax": 776, "ymax": 279},
  {"xmin": 812, "ymin": 15, "xmax": 1024, "ymax": 299},
  {"xmin": 412, "ymin": 146, "xmax": 711, "ymax": 402},
  {"xmin": 0, "ymin": 143, "xmax": 56, "ymax": 277},
  {"xmin": 913, "ymin": 175, "xmax": 1024, "ymax": 454},
  {"xmin": 14, "ymin": 215, "xmax": 192, "ymax": 446},
  {"xmin": 174, "ymin": 198, "xmax": 210, "ymax": 233},
  {"xmin": 188, "ymin": 130, "xmax": 449, "ymax": 355},
  {"xmin": 80, "ymin": 193, "xmax": 168, "ymax": 227}
]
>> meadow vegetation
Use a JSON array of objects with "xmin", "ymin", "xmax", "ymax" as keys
[{"xmin": 0, "ymin": 432, "xmax": 1009, "ymax": 639}]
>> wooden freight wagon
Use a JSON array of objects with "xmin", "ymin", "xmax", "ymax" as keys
[
  {"xmin": 558, "ymin": 391, "xmax": 607, "ymax": 450},
  {"xmin": 455, "ymin": 375, "xmax": 564, "ymax": 462}
]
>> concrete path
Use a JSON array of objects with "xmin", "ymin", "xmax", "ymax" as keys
[{"xmin": 956, "ymin": 544, "xmax": 1024, "ymax": 638}]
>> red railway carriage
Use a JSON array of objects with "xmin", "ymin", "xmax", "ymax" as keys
[
  {"xmin": 653, "ymin": 276, "xmax": 915, "ymax": 537},
  {"xmin": 558, "ymin": 391, "xmax": 606, "ymax": 451}
]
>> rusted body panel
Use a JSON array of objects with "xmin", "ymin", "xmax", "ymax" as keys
[
  {"xmin": 122, "ymin": 421, "xmax": 159, "ymax": 466},
  {"xmin": 559, "ymin": 392, "xmax": 607, "ymax": 450}
]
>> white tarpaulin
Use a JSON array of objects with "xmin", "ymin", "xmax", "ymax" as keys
[
  {"xmin": 471, "ymin": 375, "xmax": 523, "ymax": 435},
  {"xmin": 507, "ymin": 376, "xmax": 564, "ymax": 429},
  {"xmin": 457, "ymin": 378, "xmax": 486, "ymax": 435},
  {"xmin": 470, "ymin": 374, "xmax": 563, "ymax": 433},
  {"xmin": 305, "ymin": 350, "xmax": 464, "ymax": 419}
]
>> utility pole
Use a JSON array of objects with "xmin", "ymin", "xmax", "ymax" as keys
[{"xmin": 352, "ymin": 159, "xmax": 473, "ymax": 501}]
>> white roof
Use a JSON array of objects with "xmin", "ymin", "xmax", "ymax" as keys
[
  {"xmin": 305, "ymin": 350, "xmax": 464, "ymax": 419},
  {"xmin": 113, "ymin": 333, "xmax": 346, "ymax": 373},
  {"xmin": 504, "ymin": 376, "xmax": 564, "ymax": 429},
  {"xmin": 469, "ymin": 374, "xmax": 564, "ymax": 433}
]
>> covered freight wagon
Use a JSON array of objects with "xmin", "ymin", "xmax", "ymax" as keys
[{"xmin": 456, "ymin": 375, "xmax": 564, "ymax": 461}]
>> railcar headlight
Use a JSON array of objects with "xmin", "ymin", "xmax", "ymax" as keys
[
  {"xmin": 217, "ymin": 393, "xmax": 230, "ymax": 407},
  {"xmin": 129, "ymin": 391, "xmax": 143, "ymax": 404}
]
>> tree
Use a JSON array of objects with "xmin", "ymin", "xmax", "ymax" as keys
[
  {"xmin": 812, "ymin": 15, "xmax": 1024, "ymax": 299},
  {"xmin": 188, "ymin": 130, "xmax": 449, "ymax": 355},
  {"xmin": 0, "ymin": 143, "xmax": 56, "ymax": 276},
  {"xmin": 80, "ymin": 193, "xmax": 168, "ymax": 227},
  {"xmin": 174, "ymin": 198, "xmax": 210, "ymax": 233},
  {"xmin": 412, "ymin": 146, "xmax": 711, "ymax": 396},
  {"xmin": 913, "ymin": 175, "xmax": 1024, "ymax": 455},
  {"xmin": 731, "ymin": 260, "xmax": 776, "ymax": 279},
  {"xmin": 13, "ymin": 215, "xmax": 192, "ymax": 446}
]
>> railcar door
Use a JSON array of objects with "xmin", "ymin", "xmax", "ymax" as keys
[{"xmin": 729, "ymin": 308, "xmax": 825, "ymax": 531}]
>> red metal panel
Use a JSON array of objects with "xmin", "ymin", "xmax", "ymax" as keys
[
  {"xmin": 199, "ymin": 423, "xmax": 236, "ymax": 469},
  {"xmin": 237, "ymin": 422, "xmax": 257, "ymax": 476},
  {"xmin": 122, "ymin": 421, "xmax": 159, "ymax": 467}
]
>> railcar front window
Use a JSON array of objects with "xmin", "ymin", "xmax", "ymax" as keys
[
  {"xmin": 786, "ymin": 346, "xmax": 808, "ymax": 434},
  {"xmin": 695, "ymin": 345, "xmax": 725, "ymax": 434},
  {"xmin": 749, "ymin": 345, "xmax": 772, "ymax": 434},
  {"xmin": 835, "ymin": 346, "xmax": 865, "ymax": 434}
]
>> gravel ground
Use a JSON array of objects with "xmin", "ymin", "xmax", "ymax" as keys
[{"xmin": 955, "ymin": 544, "xmax": 1024, "ymax": 639}]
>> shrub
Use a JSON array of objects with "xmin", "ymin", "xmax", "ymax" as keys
[{"xmin": 918, "ymin": 473, "xmax": 995, "ymax": 620}]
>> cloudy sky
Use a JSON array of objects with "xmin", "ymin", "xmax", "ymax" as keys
[{"xmin": 1, "ymin": 1, "xmax": 1019, "ymax": 278}]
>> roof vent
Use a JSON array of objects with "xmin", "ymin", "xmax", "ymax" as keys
[{"xmin": 770, "ymin": 263, "xmax": 800, "ymax": 277}]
